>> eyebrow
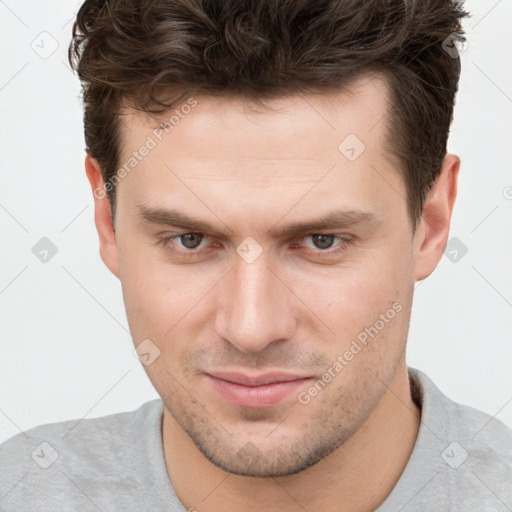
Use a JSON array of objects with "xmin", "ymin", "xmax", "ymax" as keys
[
  {"xmin": 136, "ymin": 204, "xmax": 377, "ymax": 239},
  {"xmin": 136, "ymin": 204, "xmax": 234, "ymax": 237}
]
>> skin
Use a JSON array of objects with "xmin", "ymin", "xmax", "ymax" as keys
[{"xmin": 86, "ymin": 75, "xmax": 459, "ymax": 511}]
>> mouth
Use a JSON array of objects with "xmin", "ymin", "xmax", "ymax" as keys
[{"xmin": 204, "ymin": 371, "xmax": 314, "ymax": 409}]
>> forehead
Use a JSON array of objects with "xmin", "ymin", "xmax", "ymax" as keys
[
  {"xmin": 119, "ymin": 74, "xmax": 391, "ymax": 162},
  {"xmin": 114, "ymin": 75, "xmax": 406, "ymax": 232}
]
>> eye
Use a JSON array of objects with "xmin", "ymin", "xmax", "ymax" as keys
[
  {"xmin": 159, "ymin": 232, "xmax": 207, "ymax": 251},
  {"xmin": 306, "ymin": 234, "xmax": 337, "ymax": 250},
  {"xmin": 157, "ymin": 231, "xmax": 352, "ymax": 259},
  {"xmin": 302, "ymin": 234, "xmax": 348, "ymax": 252},
  {"xmin": 178, "ymin": 233, "xmax": 205, "ymax": 249}
]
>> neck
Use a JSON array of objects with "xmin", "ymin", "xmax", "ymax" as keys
[{"xmin": 162, "ymin": 362, "xmax": 420, "ymax": 512}]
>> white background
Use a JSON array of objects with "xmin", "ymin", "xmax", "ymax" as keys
[{"xmin": 0, "ymin": 0, "xmax": 511, "ymax": 444}]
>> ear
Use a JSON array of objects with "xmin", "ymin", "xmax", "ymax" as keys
[
  {"xmin": 414, "ymin": 153, "xmax": 460, "ymax": 281},
  {"xmin": 85, "ymin": 154, "xmax": 120, "ymax": 279}
]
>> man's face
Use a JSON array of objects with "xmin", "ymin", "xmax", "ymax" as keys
[{"xmin": 109, "ymin": 77, "xmax": 420, "ymax": 476}]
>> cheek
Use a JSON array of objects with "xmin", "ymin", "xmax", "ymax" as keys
[
  {"xmin": 287, "ymin": 236, "xmax": 414, "ymax": 355},
  {"xmin": 119, "ymin": 246, "xmax": 220, "ymax": 344},
  {"xmin": 296, "ymin": 260, "xmax": 410, "ymax": 327},
  {"xmin": 118, "ymin": 244, "xmax": 176, "ymax": 336}
]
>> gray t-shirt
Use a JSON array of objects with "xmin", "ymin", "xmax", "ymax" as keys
[{"xmin": 1, "ymin": 368, "xmax": 511, "ymax": 511}]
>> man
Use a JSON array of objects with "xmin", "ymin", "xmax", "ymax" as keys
[{"xmin": 1, "ymin": 0, "xmax": 511, "ymax": 510}]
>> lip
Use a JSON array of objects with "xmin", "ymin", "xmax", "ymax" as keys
[{"xmin": 204, "ymin": 371, "xmax": 313, "ymax": 408}]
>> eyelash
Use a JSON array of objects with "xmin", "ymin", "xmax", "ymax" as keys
[{"xmin": 157, "ymin": 232, "xmax": 353, "ymax": 257}]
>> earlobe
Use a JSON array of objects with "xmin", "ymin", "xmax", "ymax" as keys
[
  {"xmin": 414, "ymin": 153, "xmax": 460, "ymax": 281},
  {"xmin": 85, "ymin": 155, "xmax": 121, "ymax": 279}
]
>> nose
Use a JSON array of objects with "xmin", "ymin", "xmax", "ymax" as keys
[{"xmin": 214, "ymin": 254, "xmax": 297, "ymax": 353}]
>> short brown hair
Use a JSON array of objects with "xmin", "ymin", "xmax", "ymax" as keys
[{"xmin": 69, "ymin": 0, "xmax": 468, "ymax": 225}]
